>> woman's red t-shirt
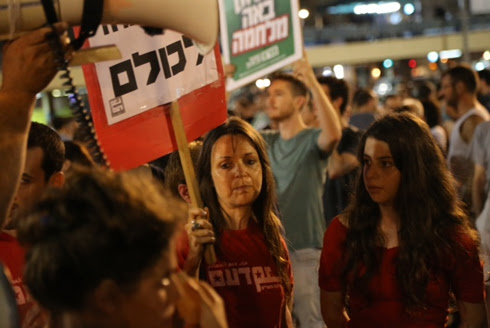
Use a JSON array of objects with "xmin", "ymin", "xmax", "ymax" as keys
[{"xmin": 319, "ymin": 217, "xmax": 484, "ymax": 328}]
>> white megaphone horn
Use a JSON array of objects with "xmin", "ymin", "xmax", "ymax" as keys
[{"xmin": 0, "ymin": 0, "xmax": 218, "ymax": 54}]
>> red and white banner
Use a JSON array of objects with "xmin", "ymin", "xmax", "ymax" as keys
[{"xmin": 82, "ymin": 25, "xmax": 227, "ymax": 171}]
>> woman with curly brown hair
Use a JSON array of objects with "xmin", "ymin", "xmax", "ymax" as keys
[
  {"xmin": 319, "ymin": 112, "xmax": 486, "ymax": 327},
  {"xmin": 177, "ymin": 117, "xmax": 293, "ymax": 328}
]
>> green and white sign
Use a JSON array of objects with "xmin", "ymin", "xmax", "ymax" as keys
[{"xmin": 219, "ymin": 0, "xmax": 303, "ymax": 91}]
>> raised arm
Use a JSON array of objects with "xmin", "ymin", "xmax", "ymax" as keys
[
  {"xmin": 461, "ymin": 115, "xmax": 485, "ymax": 144},
  {"xmin": 0, "ymin": 23, "xmax": 68, "ymax": 225},
  {"xmin": 472, "ymin": 163, "xmax": 487, "ymax": 217},
  {"xmin": 293, "ymin": 52, "xmax": 341, "ymax": 153},
  {"xmin": 327, "ymin": 150, "xmax": 359, "ymax": 179}
]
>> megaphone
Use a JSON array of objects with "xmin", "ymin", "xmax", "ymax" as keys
[{"xmin": 0, "ymin": 0, "xmax": 218, "ymax": 54}]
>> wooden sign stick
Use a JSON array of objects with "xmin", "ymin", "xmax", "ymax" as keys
[{"xmin": 169, "ymin": 100, "xmax": 217, "ymax": 265}]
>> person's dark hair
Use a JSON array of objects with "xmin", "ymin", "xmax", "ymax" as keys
[
  {"xmin": 394, "ymin": 98, "xmax": 423, "ymax": 118},
  {"xmin": 17, "ymin": 167, "xmax": 185, "ymax": 312},
  {"xmin": 27, "ymin": 122, "xmax": 65, "ymax": 180},
  {"xmin": 51, "ymin": 116, "xmax": 75, "ymax": 131},
  {"xmin": 342, "ymin": 112, "xmax": 478, "ymax": 312},
  {"xmin": 164, "ymin": 140, "xmax": 202, "ymax": 198},
  {"xmin": 317, "ymin": 76, "xmax": 350, "ymax": 114},
  {"xmin": 63, "ymin": 141, "xmax": 95, "ymax": 168},
  {"xmin": 442, "ymin": 65, "xmax": 479, "ymax": 94},
  {"xmin": 302, "ymin": 88, "xmax": 314, "ymax": 114},
  {"xmin": 72, "ymin": 126, "xmax": 87, "ymax": 144},
  {"xmin": 421, "ymin": 100, "xmax": 442, "ymax": 128},
  {"xmin": 478, "ymin": 69, "xmax": 490, "ymax": 85},
  {"xmin": 352, "ymin": 89, "xmax": 375, "ymax": 108},
  {"xmin": 149, "ymin": 164, "xmax": 166, "ymax": 184},
  {"xmin": 150, "ymin": 154, "xmax": 172, "ymax": 173},
  {"xmin": 415, "ymin": 81, "xmax": 437, "ymax": 101},
  {"xmin": 395, "ymin": 105, "xmax": 411, "ymax": 114},
  {"xmin": 198, "ymin": 117, "xmax": 292, "ymax": 301},
  {"xmin": 383, "ymin": 94, "xmax": 401, "ymax": 104},
  {"xmin": 269, "ymin": 72, "xmax": 308, "ymax": 98}
]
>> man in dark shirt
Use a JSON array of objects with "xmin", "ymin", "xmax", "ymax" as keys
[
  {"xmin": 478, "ymin": 69, "xmax": 490, "ymax": 113},
  {"xmin": 317, "ymin": 77, "xmax": 362, "ymax": 226}
]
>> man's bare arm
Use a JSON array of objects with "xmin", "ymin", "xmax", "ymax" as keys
[
  {"xmin": 293, "ymin": 52, "xmax": 341, "ymax": 153},
  {"xmin": 0, "ymin": 23, "xmax": 68, "ymax": 225},
  {"xmin": 327, "ymin": 150, "xmax": 359, "ymax": 179},
  {"xmin": 472, "ymin": 164, "xmax": 487, "ymax": 217},
  {"xmin": 461, "ymin": 115, "xmax": 485, "ymax": 144}
]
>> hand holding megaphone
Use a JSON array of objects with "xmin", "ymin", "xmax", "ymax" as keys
[
  {"xmin": 0, "ymin": 0, "xmax": 218, "ymax": 55},
  {"xmin": 1, "ymin": 22, "xmax": 70, "ymax": 96}
]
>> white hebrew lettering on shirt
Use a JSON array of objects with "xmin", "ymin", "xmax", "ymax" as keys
[
  {"xmin": 225, "ymin": 268, "xmax": 240, "ymax": 286},
  {"xmin": 238, "ymin": 267, "xmax": 252, "ymax": 284},
  {"xmin": 252, "ymin": 266, "xmax": 280, "ymax": 292},
  {"xmin": 208, "ymin": 264, "xmax": 280, "ymax": 292}
]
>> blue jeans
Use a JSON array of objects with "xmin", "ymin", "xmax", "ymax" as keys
[{"xmin": 290, "ymin": 248, "xmax": 326, "ymax": 328}]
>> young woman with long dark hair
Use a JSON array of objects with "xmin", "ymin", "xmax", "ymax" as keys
[{"xmin": 319, "ymin": 113, "xmax": 486, "ymax": 327}]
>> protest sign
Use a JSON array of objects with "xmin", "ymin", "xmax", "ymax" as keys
[
  {"xmin": 82, "ymin": 25, "xmax": 227, "ymax": 171},
  {"xmin": 219, "ymin": 0, "xmax": 303, "ymax": 91}
]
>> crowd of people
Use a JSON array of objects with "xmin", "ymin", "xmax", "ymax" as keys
[{"xmin": 1, "ymin": 22, "xmax": 490, "ymax": 328}]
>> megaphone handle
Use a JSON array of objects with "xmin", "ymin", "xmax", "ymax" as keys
[{"xmin": 44, "ymin": 26, "xmax": 108, "ymax": 167}]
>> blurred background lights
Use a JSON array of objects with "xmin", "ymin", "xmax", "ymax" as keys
[
  {"xmin": 374, "ymin": 80, "xmax": 393, "ymax": 96},
  {"xmin": 333, "ymin": 64, "xmax": 345, "ymax": 79},
  {"xmin": 371, "ymin": 67, "xmax": 381, "ymax": 78},
  {"xmin": 389, "ymin": 12, "xmax": 402, "ymax": 24},
  {"xmin": 427, "ymin": 51, "xmax": 439, "ymax": 63},
  {"xmin": 378, "ymin": 82, "xmax": 388, "ymax": 94},
  {"xmin": 439, "ymin": 49, "xmax": 462, "ymax": 60},
  {"xmin": 354, "ymin": 2, "xmax": 401, "ymax": 15},
  {"xmin": 255, "ymin": 78, "xmax": 271, "ymax": 89},
  {"xmin": 298, "ymin": 9, "xmax": 310, "ymax": 19},
  {"xmin": 51, "ymin": 89, "xmax": 62, "ymax": 98},
  {"xmin": 383, "ymin": 59, "xmax": 394, "ymax": 68},
  {"xmin": 483, "ymin": 51, "xmax": 490, "ymax": 61},
  {"xmin": 408, "ymin": 59, "xmax": 417, "ymax": 68},
  {"xmin": 475, "ymin": 62, "xmax": 485, "ymax": 71},
  {"xmin": 429, "ymin": 62, "xmax": 438, "ymax": 71},
  {"xmin": 322, "ymin": 67, "xmax": 333, "ymax": 76},
  {"xmin": 403, "ymin": 3, "xmax": 415, "ymax": 15}
]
